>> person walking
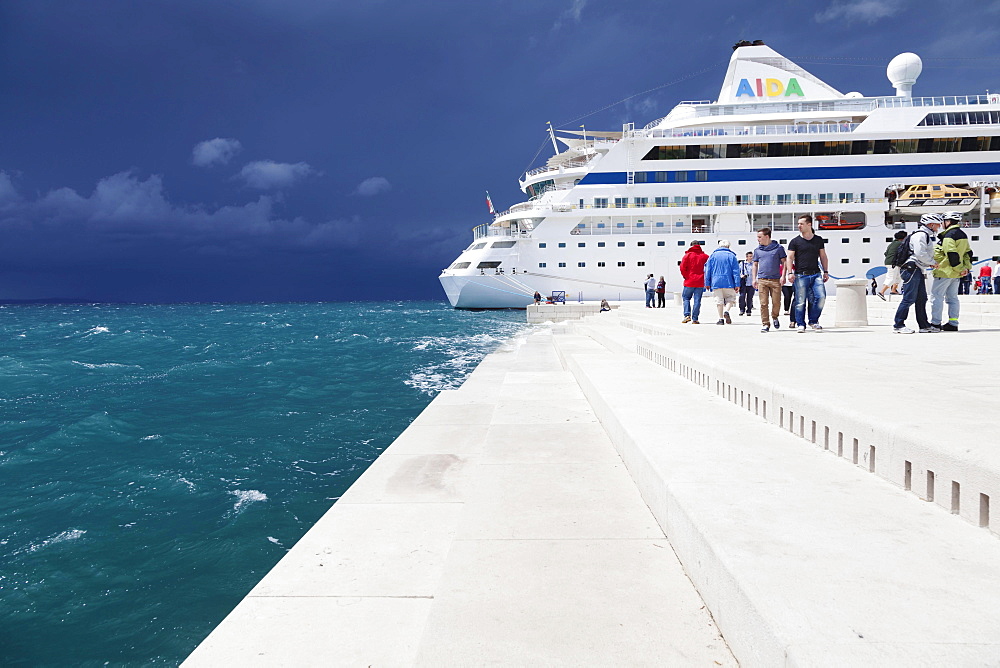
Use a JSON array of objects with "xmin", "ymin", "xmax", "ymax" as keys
[
  {"xmin": 978, "ymin": 262, "xmax": 993, "ymax": 294},
  {"xmin": 930, "ymin": 210, "xmax": 972, "ymax": 331},
  {"xmin": 752, "ymin": 227, "xmax": 787, "ymax": 333},
  {"xmin": 877, "ymin": 230, "xmax": 908, "ymax": 300},
  {"xmin": 893, "ymin": 213, "xmax": 943, "ymax": 333},
  {"xmin": 959, "ymin": 270, "xmax": 973, "ymax": 295},
  {"xmin": 644, "ymin": 274, "xmax": 656, "ymax": 307},
  {"xmin": 679, "ymin": 242, "xmax": 708, "ymax": 324},
  {"xmin": 655, "ymin": 276, "xmax": 666, "ymax": 308},
  {"xmin": 738, "ymin": 252, "xmax": 756, "ymax": 316},
  {"xmin": 786, "ymin": 214, "xmax": 830, "ymax": 332},
  {"xmin": 703, "ymin": 239, "xmax": 740, "ymax": 325}
]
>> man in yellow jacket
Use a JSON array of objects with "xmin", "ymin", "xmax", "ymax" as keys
[{"xmin": 931, "ymin": 210, "xmax": 973, "ymax": 332}]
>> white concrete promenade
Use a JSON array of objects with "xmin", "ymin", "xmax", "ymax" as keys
[
  {"xmin": 186, "ymin": 296, "xmax": 1000, "ymax": 666},
  {"xmin": 561, "ymin": 299, "xmax": 1000, "ymax": 666},
  {"xmin": 184, "ymin": 328, "xmax": 735, "ymax": 667}
]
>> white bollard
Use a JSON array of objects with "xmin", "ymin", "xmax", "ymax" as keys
[
  {"xmin": 835, "ymin": 279, "xmax": 869, "ymax": 327},
  {"xmin": 673, "ymin": 292, "xmax": 683, "ymax": 306}
]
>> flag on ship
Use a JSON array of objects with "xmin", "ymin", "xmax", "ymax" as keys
[{"xmin": 486, "ymin": 191, "xmax": 496, "ymax": 215}]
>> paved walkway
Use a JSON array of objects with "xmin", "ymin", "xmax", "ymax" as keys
[
  {"xmin": 186, "ymin": 295, "xmax": 1000, "ymax": 666},
  {"xmin": 184, "ymin": 328, "xmax": 735, "ymax": 667}
]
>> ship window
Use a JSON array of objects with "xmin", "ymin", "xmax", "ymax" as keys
[
  {"xmin": 618, "ymin": 261, "xmax": 626, "ymax": 267},
  {"xmin": 538, "ymin": 243, "xmax": 546, "ymax": 248},
  {"xmin": 471, "ymin": 242, "xmax": 487, "ymax": 250},
  {"xmin": 695, "ymin": 171, "xmax": 708, "ymax": 181},
  {"xmin": 784, "ymin": 142, "xmax": 809, "ymax": 157},
  {"xmin": 451, "ymin": 262, "xmax": 471, "ymax": 269},
  {"xmin": 557, "ymin": 262, "xmax": 566, "ymax": 267},
  {"xmin": 477, "ymin": 261, "xmax": 501, "ymax": 268},
  {"xmin": 539, "ymin": 263, "xmax": 546, "ymax": 268},
  {"xmin": 617, "ymin": 241, "xmax": 626, "ymax": 247},
  {"xmin": 851, "ymin": 140, "xmax": 871, "ymax": 155},
  {"xmin": 822, "ymin": 141, "xmax": 851, "ymax": 155},
  {"xmin": 755, "ymin": 195, "xmax": 770, "ymax": 205},
  {"xmin": 841, "ymin": 258, "xmax": 849, "ymax": 263},
  {"xmin": 972, "ymin": 236, "xmax": 980, "ymax": 241},
  {"xmin": 598, "ymin": 242, "xmax": 606, "ymax": 247},
  {"xmin": 492, "ymin": 241, "xmax": 516, "ymax": 248},
  {"xmin": 615, "ymin": 197, "xmax": 628, "ymax": 207},
  {"xmin": 598, "ymin": 262, "xmax": 606, "ymax": 267},
  {"xmin": 675, "ymin": 171, "xmax": 688, "ymax": 182},
  {"xmin": 686, "ymin": 145, "xmax": 700, "ymax": 160},
  {"xmin": 634, "ymin": 172, "xmax": 648, "ymax": 183},
  {"xmin": 695, "ymin": 196, "xmax": 710, "ymax": 206},
  {"xmin": 862, "ymin": 258, "xmax": 870, "ymax": 263},
  {"xmin": 578, "ymin": 262, "xmax": 586, "ymax": 267},
  {"xmin": 797, "ymin": 194, "xmax": 811, "ymax": 204},
  {"xmin": 637, "ymin": 262, "xmax": 646, "ymax": 266},
  {"xmin": 642, "ymin": 146, "xmax": 685, "ymax": 160},
  {"xmin": 658, "ymin": 241, "xmax": 665, "ymax": 246},
  {"xmin": 766, "ymin": 143, "xmax": 783, "ymax": 158},
  {"xmin": 597, "ymin": 223, "xmax": 606, "ymax": 228},
  {"xmin": 655, "ymin": 171, "xmax": 668, "ymax": 182},
  {"xmin": 634, "ymin": 197, "xmax": 648, "ymax": 207},
  {"xmin": 637, "ymin": 241, "xmax": 646, "ymax": 247},
  {"xmin": 779, "ymin": 239, "xmax": 788, "ymax": 244},
  {"xmin": 740, "ymin": 143, "xmax": 768, "ymax": 158},
  {"xmin": 738, "ymin": 239, "xmax": 747, "ymax": 245},
  {"xmin": 594, "ymin": 197, "xmax": 608, "ymax": 208},
  {"xmin": 873, "ymin": 139, "xmax": 892, "ymax": 154},
  {"xmin": 677, "ymin": 241, "xmax": 685, "ymax": 246},
  {"xmin": 674, "ymin": 196, "xmax": 688, "ymax": 205},
  {"xmin": 655, "ymin": 196, "xmax": 669, "ymax": 207},
  {"xmin": 636, "ymin": 222, "xmax": 645, "ymax": 227},
  {"xmin": 892, "ymin": 139, "xmax": 919, "ymax": 153},
  {"xmin": 558, "ymin": 242, "xmax": 566, "ymax": 247},
  {"xmin": 578, "ymin": 242, "xmax": 586, "ymax": 247},
  {"xmin": 656, "ymin": 222, "xmax": 665, "ymax": 227},
  {"xmin": 842, "ymin": 238, "xmax": 850, "ymax": 243}
]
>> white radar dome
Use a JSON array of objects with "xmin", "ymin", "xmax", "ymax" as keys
[{"xmin": 887, "ymin": 52, "xmax": 922, "ymax": 97}]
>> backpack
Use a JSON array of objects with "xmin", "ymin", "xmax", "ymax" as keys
[{"xmin": 892, "ymin": 230, "xmax": 928, "ymax": 267}]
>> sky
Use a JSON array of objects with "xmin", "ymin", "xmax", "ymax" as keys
[{"xmin": 2, "ymin": 0, "xmax": 1000, "ymax": 302}]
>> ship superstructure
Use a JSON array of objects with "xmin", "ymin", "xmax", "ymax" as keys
[{"xmin": 439, "ymin": 42, "xmax": 1000, "ymax": 308}]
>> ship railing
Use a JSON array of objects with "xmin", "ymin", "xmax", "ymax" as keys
[
  {"xmin": 577, "ymin": 197, "xmax": 884, "ymax": 210},
  {"xmin": 523, "ymin": 159, "xmax": 592, "ymax": 180},
  {"xmin": 632, "ymin": 121, "xmax": 859, "ymax": 139},
  {"xmin": 643, "ymin": 94, "xmax": 995, "ymax": 129}
]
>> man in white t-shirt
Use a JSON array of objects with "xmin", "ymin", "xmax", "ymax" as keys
[{"xmin": 644, "ymin": 274, "xmax": 656, "ymax": 308}]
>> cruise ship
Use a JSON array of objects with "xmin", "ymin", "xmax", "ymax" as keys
[{"xmin": 439, "ymin": 41, "xmax": 1000, "ymax": 308}]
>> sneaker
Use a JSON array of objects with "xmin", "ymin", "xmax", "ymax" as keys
[
  {"xmin": 809, "ymin": 323, "xmax": 823, "ymax": 331},
  {"xmin": 876, "ymin": 292, "xmax": 886, "ymax": 301},
  {"xmin": 942, "ymin": 323, "xmax": 959, "ymax": 331},
  {"xmin": 761, "ymin": 326, "xmax": 769, "ymax": 333},
  {"xmin": 797, "ymin": 325, "xmax": 806, "ymax": 333},
  {"xmin": 716, "ymin": 319, "xmax": 725, "ymax": 325},
  {"xmin": 682, "ymin": 316, "xmax": 691, "ymax": 323},
  {"xmin": 724, "ymin": 312, "xmax": 732, "ymax": 324},
  {"xmin": 783, "ymin": 310, "xmax": 790, "ymax": 315},
  {"xmin": 894, "ymin": 326, "xmax": 915, "ymax": 334},
  {"xmin": 919, "ymin": 326, "xmax": 942, "ymax": 333},
  {"xmin": 773, "ymin": 319, "xmax": 780, "ymax": 330},
  {"xmin": 691, "ymin": 320, "xmax": 699, "ymax": 324},
  {"xmin": 739, "ymin": 311, "xmax": 745, "ymax": 316}
]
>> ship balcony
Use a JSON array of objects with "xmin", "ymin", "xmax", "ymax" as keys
[{"xmin": 635, "ymin": 121, "xmax": 860, "ymax": 140}]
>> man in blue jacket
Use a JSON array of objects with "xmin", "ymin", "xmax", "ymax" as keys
[{"xmin": 704, "ymin": 239, "xmax": 741, "ymax": 325}]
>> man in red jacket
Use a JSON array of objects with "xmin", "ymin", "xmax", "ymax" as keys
[{"xmin": 679, "ymin": 242, "xmax": 708, "ymax": 323}]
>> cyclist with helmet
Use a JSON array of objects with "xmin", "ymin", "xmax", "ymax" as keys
[
  {"xmin": 930, "ymin": 210, "xmax": 972, "ymax": 332},
  {"xmin": 893, "ymin": 213, "xmax": 943, "ymax": 334}
]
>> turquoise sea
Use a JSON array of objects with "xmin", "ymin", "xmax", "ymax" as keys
[{"xmin": 0, "ymin": 301, "xmax": 528, "ymax": 665}]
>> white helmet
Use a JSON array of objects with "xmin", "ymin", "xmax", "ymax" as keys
[
  {"xmin": 944, "ymin": 210, "xmax": 963, "ymax": 221},
  {"xmin": 920, "ymin": 213, "xmax": 944, "ymax": 226}
]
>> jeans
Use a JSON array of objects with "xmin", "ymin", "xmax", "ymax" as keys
[
  {"xmin": 645, "ymin": 288, "xmax": 655, "ymax": 307},
  {"xmin": 792, "ymin": 273, "xmax": 826, "ymax": 326},
  {"xmin": 739, "ymin": 285, "xmax": 755, "ymax": 313},
  {"xmin": 894, "ymin": 265, "xmax": 929, "ymax": 329},
  {"xmin": 682, "ymin": 286, "xmax": 704, "ymax": 321},
  {"xmin": 656, "ymin": 291, "xmax": 665, "ymax": 307},
  {"xmin": 930, "ymin": 276, "xmax": 960, "ymax": 326}
]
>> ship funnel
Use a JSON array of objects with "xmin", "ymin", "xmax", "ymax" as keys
[{"xmin": 887, "ymin": 53, "xmax": 922, "ymax": 98}]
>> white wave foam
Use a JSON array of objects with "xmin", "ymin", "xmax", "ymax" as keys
[
  {"xmin": 82, "ymin": 326, "xmax": 110, "ymax": 337},
  {"xmin": 15, "ymin": 529, "xmax": 87, "ymax": 555},
  {"xmin": 141, "ymin": 434, "xmax": 162, "ymax": 441},
  {"xmin": 72, "ymin": 361, "xmax": 135, "ymax": 369},
  {"xmin": 230, "ymin": 489, "xmax": 267, "ymax": 514}
]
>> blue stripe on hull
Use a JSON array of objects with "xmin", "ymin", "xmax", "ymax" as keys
[{"xmin": 578, "ymin": 161, "xmax": 1000, "ymax": 185}]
